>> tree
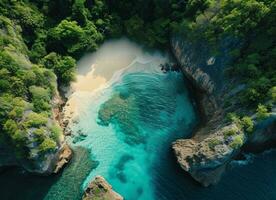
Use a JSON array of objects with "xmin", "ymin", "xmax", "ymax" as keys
[
  {"xmin": 256, "ymin": 104, "xmax": 270, "ymax": 121},
  {"xmin": 241, "ymin": 116, "xmax": 254, "ymax": 133},
  {"xmin": 185, "ymin": 0, "xmax": 211, "ymax": 18},
  {"xmin": 24, "ymin": 112, "xmax": 48, "ymax": 128},
  {"xmin": 3, "ymin": 119, "xmax": 18, "ymax": 137},
  {"xmin": 241, "ymin": 88, "xmax": 261, "ymax": 105},
  {"xmin": 38, "ymin": 137, "xmax": 56, "ymax": 153},
  {"xmin": 230, "ymin": 135, "xmax": 244, "ymax": 149},
  {"xmin": 51, "ymin": 19, "xmax": 83, "ymax": 41},
  {"xmin": 0, "ymin": 68, "xmax": 11, "ymax": 92},
  {"xmin": 41, "ymin": 52, "xmax": 76, "ymax": 85},
  {"xmin": 124, "ymin": 15, "xmax": 145, "ymax": 41},
  {"xmin": 29, "ymin": 86, "xmax": 51, "ymax": 112},
  {"xmin": 49, "ymin": 20, "xmax": 84, "ymax": 54},
  {"xmin": 214, "ymin": 0, "xmax": 269, "ymax": 37},
  {"xmin": 71, "ymin": 0, "xmax": 89, "ymax": 25},
  {"xmin": 0, "ymin": 50, "xmax": 20, "ymax": 74}
]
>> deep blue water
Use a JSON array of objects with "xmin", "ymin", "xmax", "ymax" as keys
[
  {"xmin": 0, "ymin": 149, "xmax": 275, "ymax": 200},
  {"xmin": 0, "ymin": 40, "xmax": 275, "ymax": 200}
]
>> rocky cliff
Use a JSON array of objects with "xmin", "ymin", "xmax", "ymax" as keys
[
  {"xmin": 0, "ymin": 92, "xmax": 72, "ymax": 174},
  {"xmin": 171, "ymin": 36, "xmax": 276, "ymax": 186},
  {"xmin": 83, "ymin": 176, "xmax": 123, "ymax": 200},
  {"xmin": 0, "ymin": 16, "xmax": 72, "ymax": 175}
]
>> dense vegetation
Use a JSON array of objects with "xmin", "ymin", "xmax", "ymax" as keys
[
  {"xmin": 0, "ymin": 0, "xmax": 275, "ymax": 165},
  {"xmin": 183, "ymin": 1, "xmax": 275, "ymax": 121},
  {"xmin": 0, "ymin": 16, "xmax": 64, "ymax": 162}
]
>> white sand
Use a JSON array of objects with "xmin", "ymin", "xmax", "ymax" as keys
[{"xmin": 63, "ymin": 38, "xmax": 144, "ymax": 120}]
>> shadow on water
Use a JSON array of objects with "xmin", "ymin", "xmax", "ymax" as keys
[
  {"xmin": 0, "ymin": 146, "xmax": 97, "ymax": 200},
  {"xmin": 153, "ymin": 148, "xmax": 276, "ymax": 200},
  {"xmin": 0, "ymin": 167, "xmax": 60, "ymax": 200}
]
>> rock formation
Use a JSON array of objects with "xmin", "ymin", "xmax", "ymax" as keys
[
  {"xmin": 171, "ymin": 36, "xmax": 276, "ymax": 186},
  {"xmin": 53, "ymin": 144, "xmax": 73, "ymax": 173},
  {"xmin": 0, "ymin": 92, "xmax": 73, "ymax": 175},
  {"xmin": 83, "ymin": 176, "xmax": 123, "ymax": 200}
]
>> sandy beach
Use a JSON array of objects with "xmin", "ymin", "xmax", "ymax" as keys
[{"xmin": 63, "ymin": 38, "xmax": 144, "ymax": 121}]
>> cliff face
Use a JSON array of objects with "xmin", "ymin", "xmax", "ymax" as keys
[
  {"xmin": 171, "ymin": 36, "xmax": 276, "ymax": 186},
  {"xmin": 0, "ymin": 16, "xmax": 72, "ymax": 175}
]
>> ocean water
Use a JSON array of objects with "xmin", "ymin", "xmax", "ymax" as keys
[
  {"xmin": 66, "ymin": 40, "xmax": 198, "ymax": 200},
  {"xmin": 0, "ymin": 39, "xmax": 275, "ymax": 200}
]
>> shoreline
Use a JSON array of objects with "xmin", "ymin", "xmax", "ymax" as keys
[
  {"xmin": 62, "ymin": 39, "xmax": 144, "ymax": 128},
  {"xmin": 62, "ymin": 38, "xmax": 170, "ymax": 132}
]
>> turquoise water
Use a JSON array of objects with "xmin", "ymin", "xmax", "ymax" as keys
[
  {"xmin": 68, "ymin": 48, "xmax": 197, "ymax": 200},
  {"xmin": 0, "ymin": 40, "xmax": 275, "ymax": 200}
]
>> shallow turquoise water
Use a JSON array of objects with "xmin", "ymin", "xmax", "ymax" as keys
[{"xmin": 69, "ymin": 52, "xmax": 197, "ymax": 200}]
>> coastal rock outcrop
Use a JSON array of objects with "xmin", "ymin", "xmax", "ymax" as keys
[
  {"xmin": 173, "ymin": 124, "xmax": 245, "ymax": 186},
  {"xmin": 83, "ymin": 176, "xmax": 123, "ymax": 200},
  {"xmin": 171, "ymin": 36, "xmax": 276, "ymax": 186},
  {"xmin": 0, "ymin": 92, "xmax": 72, "ymax": 175},
  {"xmin": 23, "ymin": 93, "xmax": 73, "ymax": 174}
]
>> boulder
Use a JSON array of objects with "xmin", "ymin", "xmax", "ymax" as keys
[
  {"xmin": 83, "ymin": 176, "xmax": 123, "ymax": 200},
  {"xmin": 173, "ymin": 124, "xmax": 244, "ymax": 186}
]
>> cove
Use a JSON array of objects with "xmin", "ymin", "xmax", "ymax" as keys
[
  {"xmin": 0, "ymin": 39, "xmax": 275, "ymax": 200},
  {"xmin": 64, "ymin": 38, "xmax": 198, "ymax": 200}
]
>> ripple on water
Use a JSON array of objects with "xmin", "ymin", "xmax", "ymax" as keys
[{"xmin": 70, "ymin": 43, "xmax": 197, "ymax": 200}]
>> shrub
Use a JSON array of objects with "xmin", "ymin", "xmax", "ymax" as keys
[
  {"xmin": 226, "ymin": 113, "xmax": 241, "ymax": 124},
  {"xmin": 3, "ymin": 119, "xmax": 19, "ymax": 136},
  {"xmin": 32, "ymin": 128, "xmax": 45, "ymax": 142},
  {"xmin": 29, "ymin": 86, "xmax": 51, "ymax": 112},
  {"xmin": 223, "ymin": 126, "xmax": 238, "ymax": 139},
  {"xmin": 24, "ymin": 112, "xmax": 48, "ymax": 128},
  {"xmin": 41, "ymin": 53, "xmax": 76, "ymax": 85},
  {"xmin": 241, "ymin": 116, "xmax": 254, "ymax": 133},
  {"xmin": 230, "ymin": 135, "xmax": 244, "ymax": 149},
  {"xmin": 240, "ymin": 88, "xmax": 261, "ymax": 106},
  {"xmin": 38, "ymin": 138, "xmax": 57, "ymax": 153},
  {"xmin": 50, "ymin": 124, "xmax": 62, "ymax": 142},
  {"xmin": 256, "ymin": 104, "xmax": 270, "ymax": 121}
]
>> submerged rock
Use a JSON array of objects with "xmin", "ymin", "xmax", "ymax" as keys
[
  {"xmin": 97, "ymin": 93, "xmax": 145, "ymax": 145},
  {"xmin": 83, "ymin": 176, "xmax": 123, "ymax": 200},
  {"xmin": 160, "ymin": 63, "xmax": 180, "ymax": 73}
]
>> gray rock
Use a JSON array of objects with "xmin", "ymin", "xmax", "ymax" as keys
[{"xmin": 170, "ymin": 35, "xmax": 275, "ymax": 186}]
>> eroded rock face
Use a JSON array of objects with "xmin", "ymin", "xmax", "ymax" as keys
[
  {"xmin": 171, "ymin": 36, "xmax": 275, "ymax": 186},
  {"xmin": 83, "ymin": 176, "xmax": 123, "ymax": 200},
  {"xmin": 172, "ymin": 124, "xmax": 245, "ymax": 186}
]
